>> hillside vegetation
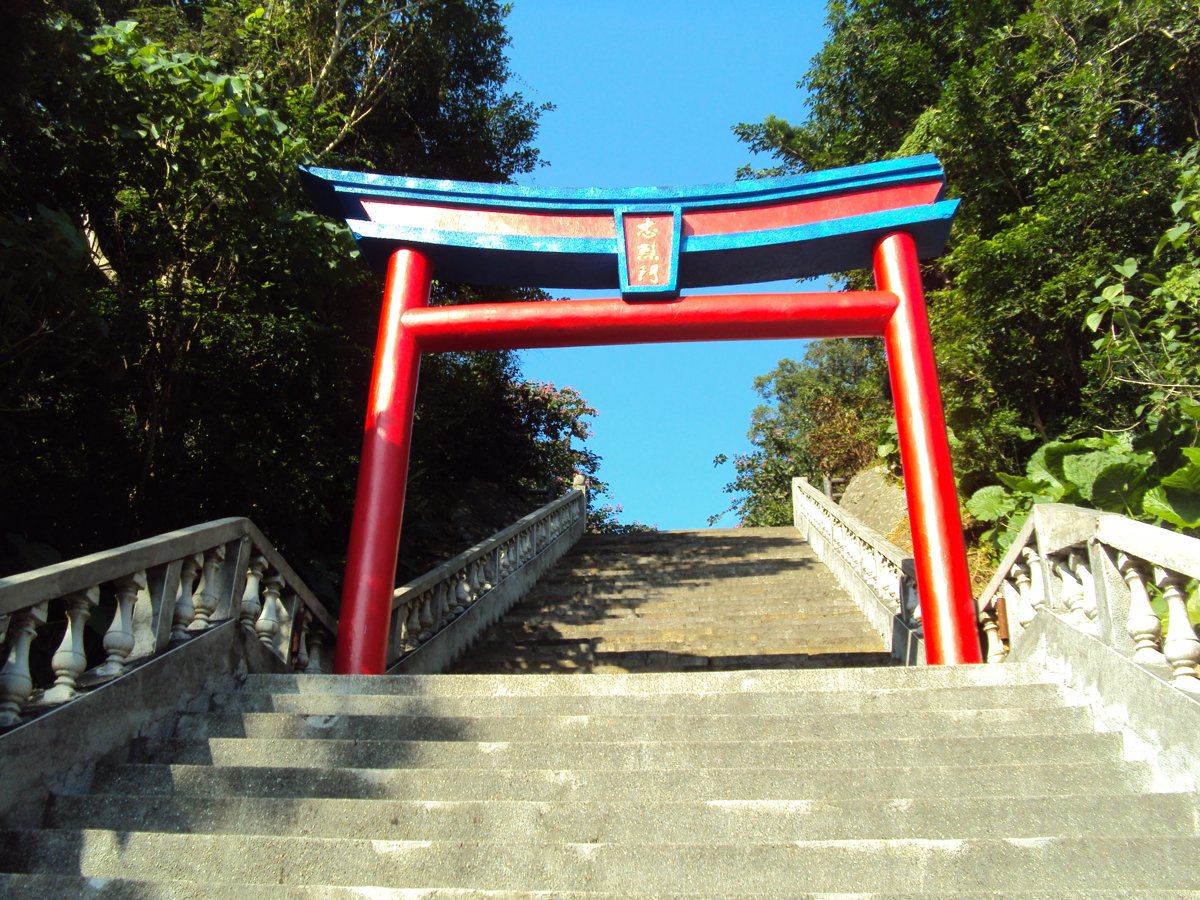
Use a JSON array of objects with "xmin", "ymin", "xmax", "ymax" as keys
[{"xmin": 719, "ymin": 0, "xmax": 1200, "ymax": 555}]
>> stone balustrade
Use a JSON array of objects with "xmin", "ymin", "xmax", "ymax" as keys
[
  {"xmin": 791, "ymin": 476, "xmax": 922, "ymax": 663},
  {"xmin": 387, "ymin": 477, "xmax": 589, "ymax": 671},
  {"xmin": 977, "ymin": 504, "xmax": 1200, "ymax": 690},
  {"xmin": 0, "ymin": 519, "xmax": 336, "ymax": 729}
]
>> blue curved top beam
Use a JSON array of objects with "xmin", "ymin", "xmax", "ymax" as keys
[{"xmin": 300, "ymin": 154, "xmax": 958, "ymax": 298}]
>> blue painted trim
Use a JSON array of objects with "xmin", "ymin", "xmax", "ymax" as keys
[
  {"xmin": 300, "ymin": 155, "xmax": 958, "ymax": 284},
  {"xmin": 342, "ymin": 200, "xmax": 958, "ymax": 290},
  {"xmin": 613, "ymin": 207, "xmax": 682, "ymax": 299},
  {"xmin": 300, "ymin": 155, "xmax": 945, "ymax": 217}
]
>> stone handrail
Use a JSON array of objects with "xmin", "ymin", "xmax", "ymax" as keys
[
  {"xmin": 0, "ymin": 518, "xmax": 336, "ymax": 728},
  {"xmin": 791, "ymin": 476, "xmax": 923, "ymax": 663},
  {"xmin": 387, "ymin": 478, "xmax": 589, "ymax": 672},
  {"xmin": 977, "ymin": 503, "xmax": 1200, "ymax": 689}
]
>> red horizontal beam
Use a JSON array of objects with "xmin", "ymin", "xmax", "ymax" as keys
[{"xmin": 403, "ymin": 291, "xmax": 898, "ymax": 353}]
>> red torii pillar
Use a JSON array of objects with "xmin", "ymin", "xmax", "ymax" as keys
[{"xmin": 301, "ymin": 154, "xmax": 983, "ymax": 673}]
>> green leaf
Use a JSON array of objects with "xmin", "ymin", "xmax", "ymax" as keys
[
  {"xmin": 1085, "ymin": 309, "xmax": 1105, "ymax": 332},
  {"xmin": 1063, "ymin": 451, "xmax": 1133, "ymax": 501},
  {"xmin": 1144, "ymin": 485, "xmax": 1200, "ymax": 529},
  {"xmin": 1089, "ymin": 463, "xmax": 1148, "ymax": 513},
  {"xmin": 966, "ymin": 485, "xmax": 1016, "ymax": 522},
  {"xmin": 1114, "ymin": 258, "xmax": 1139, "ymax": 278},
  {"xmin": 1160, "ymin": 459, "xmax": 1200, "ymax": 492},
  {"xmin": 995, "ymin": 472, "xmax": 1045, "ymax": 493}
]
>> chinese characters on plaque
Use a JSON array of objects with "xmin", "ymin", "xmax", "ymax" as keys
[{"xmin": 621, "ymin": 212, "xmax": 675, "ymax": 292}]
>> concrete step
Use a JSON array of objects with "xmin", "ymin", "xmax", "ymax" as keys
[
  {"xmin": 479, "ymin": 622, "xmax": 882, "ymax": 642},
  {"xmin": 4, "ymin": 830, "xmax": 1200, "ymax": 892},
  {"xmin": 237, "ymin": 662, "xmax": 1057, "ymax": 696},
  {"xmin": 144, "ymin": 731, "xmax": 1124, "ymax": 771},
  {"xmin": 0, "ymin": 878, "xmax": 1197, "ymax": 900},
  {"xmin": 493, "ymin": 606, "xmax": 873, "ymax": 622},
  {"xmin": 462, "ymin": 650, "xmax": 907, "ymax": 674},
  {"xmin": 174, "ymin": 704, "xmax": 1093, "ymax": 744},
  {"xmin": 90, "ymin": 759, "xmax": 1157, "ymax": 803},
  {"xmin": 211, "ymin": 680, "xmax": 1075, "ymax": 717},
  {"xmin": 463, "ymin": 643, "xmax": 888, "ymax": 662},
  {"xmin": 44, "ymin": 792, "xmax": 1196, "ymax": 842}
]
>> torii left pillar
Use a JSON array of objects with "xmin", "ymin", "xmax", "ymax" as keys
[{"xmin": 336, "ymin": 248, "xmax": 432, "ymax": 674}]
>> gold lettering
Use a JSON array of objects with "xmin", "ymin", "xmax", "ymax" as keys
[{"xmin": 636, "ymin": 218, "xmax": 659, "ymax": 240}]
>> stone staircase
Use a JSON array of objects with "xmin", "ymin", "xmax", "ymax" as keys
[
  {"xmin": 2, "ymin": 665, "xmax": 1199, "ymax": 894},
  {"xmin": 451, "ymin": 527, "xmax": 894, "ymax": 673},
  {"xmin": 2, "ymin": 526, "xmax": 1200, "ymax": 894}
]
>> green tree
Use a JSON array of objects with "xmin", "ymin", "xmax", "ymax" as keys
[
  {"xmin": 714, "ymin": 339, "xmax": 891, "ymax": 526},
  {"xmin": 967, "ymin": 146, "xmax": 1200, "ymax": 554},
  {"xmin": 0, "ymin": 2, "xmax": 609, "ymax": 589},
  {"xmin": 726, "ymin": 0, "xmax": 1200, "ymax": 519}
]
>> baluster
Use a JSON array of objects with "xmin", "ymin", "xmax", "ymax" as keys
[
  {"xmin": 43, "ymin": 587, "xmax": 100, "ymax": 704},
  {"xmin": 418, "ymin": 589, "xmax": 435, "ymax": 642},
  {"xmin": 96, "ymin": 571, "xmax": 148, "ymax": 679},
  {"xmin": 429, "ymin": 584, "xmax": 445, "ymax": 632},
  {"xmin": 0, "ymin": 602, "xmax": 49, "ymax": 727},
  {"xmin": 1055, "ymin": 552, "xmax": 1087, "ymax": 624},
  {"xmin": 306, "ymin": 625, "xmax": 329, "ymax": 674},
  {"xmin": 1027, "ymin": 547, "xmax": 1048, "ymax": 612},
  {"xmin": 256, "ymin": 572, "xmax": 285, "ymax": 652},
  {"xmin": 240, "ymin": 555, "xmax": 268, "ymax": 632},
  {"xmin": 169, "ymin": 553, "xmax": 204, "ymax": 640},
  {"xmin": 405, "ymin": 597, "xmax": 422, "ymax": 650},
  {"xmin": 1075, "ymin": 551, "xmax": 1098, "ymax": 625},
  {"xmin": 1120, "ymin": 554, "xmax": 1165, "ymax": 665},
  {"xmin": 472, "ymin": 559, "xmax": 489, "ymax": 596},
  {"xmin": 437, "ymin": 581, "xmax": 454, "ymax": 627},
  {"xmin": 1012, "ymin": 556, "xmax": 1036, "ymax": 628},
  {"xmin": 980, "ymin": 606, "xmax": 1007, "ymax": 663},
  {"xmin": 1157, "ymin": 568, "xmax": 1200, "ymax": 691},
  {"xmin": 456, "ymin": 570, "xmax": 472, "ymax": 611},
  {"xmin": 190, "ymin": 544, "xmax": 227, "ymax": 630},
  {"xmin": 294, "ymin": 610, "xmax": 310, "ymax": 671},
  {"xmin": 274, "ymin": 594, "xmax": 294, "ymax": 660}
]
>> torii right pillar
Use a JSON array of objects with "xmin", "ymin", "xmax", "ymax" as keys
[{"xmin": 875, "ymin": 232, "xmax": 981, "ymax": 664}]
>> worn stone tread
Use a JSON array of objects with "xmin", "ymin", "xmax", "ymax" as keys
[
  {"xmin": 146, "ymin": 731, "xmax": 1124, "ymax": 770},
  {"xmin": 211, "ymin": 680, "xmax": 1072, "ymax": 717},
  {"xmin": 90, "ymin": 758, "xmax": 1154, "ymax": 802},
  {"xmin": 2, "ymin": 873, "xmax": 1194, "ymax": 899},
  {"xmin": 44, "ymin": 792, "xmax": 1197, "ymax": 842},
  {"xmin": 173, "ymin": 705, "xmax": 1093, "ymax": 743},
  {"xmin": 241, "ymin": 663, "xmax": 1057, "ymax": 696},
  {"xmin": 4, "ymin": 831, "xmax": 1200, "ymax": 892}
]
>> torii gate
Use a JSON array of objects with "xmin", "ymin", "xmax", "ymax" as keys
[{"xmin": 301, "ymin": 153, "xmax": 983, "ymax": 674}]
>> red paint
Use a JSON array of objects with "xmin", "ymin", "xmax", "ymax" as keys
[
  {"xmin": 334, "ymin": 248, "xmax": 433, "ymax": 675},
  {"xmin": 361, "ymin": 201, "xmax": 616, "ymax": 239},
  {"xmin": 359, "ymin": 181, "xmax": 940, "ymax": 245},
  {"xmin": 404, "ymin": 292, "xmax": 897, "ymax": 353},
  {"xmin": 683, "ymin": 182, "xmax": 942, "ymax": 236},
  {"xmin": 622, "ymin": 213, "xmax": 675, "ymax": 288},
  {"xmin": 334, "ymin": 236, "xmax": 974, "ymax": 673},
  {"xmin": 874, "ymin": 233, "xmax": 981, "ymax": 665}
]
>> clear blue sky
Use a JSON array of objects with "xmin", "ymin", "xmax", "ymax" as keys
[{"xmin": 504, "ymin": 1, "xmax": 830, "ymax": 529}]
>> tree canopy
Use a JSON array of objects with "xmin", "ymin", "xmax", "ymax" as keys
[
  {"xmin": 720, "ymin": 0, "xmax": 1200, "ymax": 540},
  {"xmin": 0, "ymin": 1, "xmax": 606, "ymax": 588}
]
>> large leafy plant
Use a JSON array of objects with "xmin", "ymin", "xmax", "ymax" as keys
[{"xmin": 968, "ymin": 147, "xmax": 1200, "ymax": 556}]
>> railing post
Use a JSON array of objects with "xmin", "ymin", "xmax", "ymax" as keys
[
  {"xmin": 336, "ymin": 247, "xmax": 433, "ymax": 674},
  {"xmin": 874, "ymin": 232, "xmax": 981, "ymax": 665}
]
